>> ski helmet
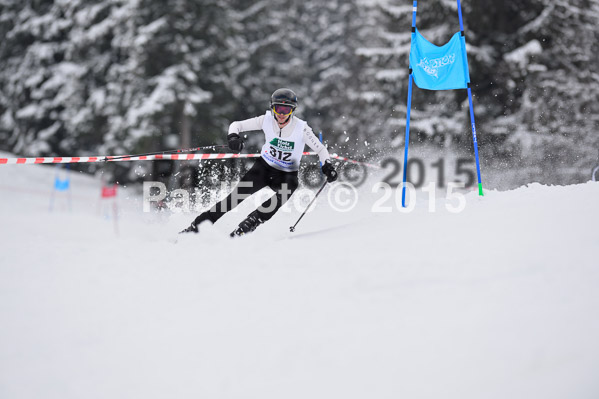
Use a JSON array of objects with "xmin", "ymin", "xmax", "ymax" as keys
[{"xmin": 270, "ymin": 88, "xmax": 298, "ymax": 110}]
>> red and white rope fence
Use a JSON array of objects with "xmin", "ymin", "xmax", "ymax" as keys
[{"xmin": 0, "ymin": 152, "xmax": 380, "ymax": 169}]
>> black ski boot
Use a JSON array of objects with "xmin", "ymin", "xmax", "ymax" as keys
[
  {"xmin": 179, "ymin": 222, "xmax": 198, "ymax": 234},
  {"xmin": 179, "ymin": 213, "xmax": 214, "ymax": 234},
  {"xmin": 230, "ymin": 210, "xmax": 264, "ymax": 237}
]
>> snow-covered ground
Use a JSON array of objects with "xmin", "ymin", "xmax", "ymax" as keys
[{"xmin": 1, "ymin": 158, "xmax": 598, "ymax": 399}]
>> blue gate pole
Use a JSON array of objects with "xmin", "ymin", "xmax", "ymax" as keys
[
  {"xmin": 319, "ymin": 131, "xmax": 324, "ymax": 168},
  {"xmin": 457, "ymin": 0, "xmax": 484, "ymax": 196},
  {"xmin": 402, "ymin": 1, "xmax": 418, "ymax": 207}
]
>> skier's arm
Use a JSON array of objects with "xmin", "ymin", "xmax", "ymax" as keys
[
  {"xmin": 303, "ymin": 125, "xmax": 331, "ymax": 164},
  {"xmin": 227, "ymin": 115, "xmax": 265, "ymax": 152},
  {"xmin": 228, "ymin": 115, "xmax": 265, "ymax": 136}
]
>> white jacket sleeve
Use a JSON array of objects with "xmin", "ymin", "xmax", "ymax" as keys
[
  {"xmin": 303, "ymin": 124, "xmax": 331, "ymax": 165},
  {"xmin": 228, "ymin": 115, "xmax": 265, "ymax": 137}
]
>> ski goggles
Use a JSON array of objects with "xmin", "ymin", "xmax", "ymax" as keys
[{"xmin": 272, "ymin": 104, "xmax": 294, "ymax": 116}]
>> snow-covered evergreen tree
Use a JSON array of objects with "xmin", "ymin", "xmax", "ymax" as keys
[
  {"xmin": 225, "ymin": 1, "xmax": 363, "ymax": 154},
  {"xmin": 355, "ymin": 0, "xmax": 468, "ymax": 158},
  {"xmin": 0, "ymin": 0, "xmax": 218, "ymax": 157},
  {"xmin": 1, "ymin": 0, "xmax": 93, "ymax": 155},
  {"xmin": 469, "ymin": 0, "xmax": 599, "ymax": 183}
]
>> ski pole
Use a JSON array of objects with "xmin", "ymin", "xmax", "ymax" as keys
[
  {"xmin": 289, "ymin": 181, "xmax": 328, "ymax": 233},
  {"xmin": 104, "ymin": 145, "xmax": 229, "ymax": 162}
]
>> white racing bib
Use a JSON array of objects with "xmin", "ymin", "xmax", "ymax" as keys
[{"xmin": 260, "ymin": 111, "xmax": 306, "ymax": 172}]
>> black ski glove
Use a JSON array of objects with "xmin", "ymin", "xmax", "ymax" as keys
[
  {"xmin": 228, "ymin": 133, "xmax": 244, "ymax": 152},
  {"xmin": 321, "ymin": 160, "xmax": 338, "ymax": 183}
]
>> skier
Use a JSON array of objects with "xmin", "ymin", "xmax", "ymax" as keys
[{"xmin": 181, "ymin": 88, "xmax": 338, "ymax": 235}]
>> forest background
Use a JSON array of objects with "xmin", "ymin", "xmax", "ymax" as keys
[{"xmin": 1, "ymin": 0, "xmax": 598, "ymax": 188}]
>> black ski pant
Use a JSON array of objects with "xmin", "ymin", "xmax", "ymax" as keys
[{"xmin": 194, "ymin": 157, "xmax": 298, "ymax": 225}]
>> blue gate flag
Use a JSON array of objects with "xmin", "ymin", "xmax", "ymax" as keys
[
  {"xmin": 54, "ymin": 177, "xmax": 70, "ymax": 191},
  {"xmin": 410, "ymin": 28, "xmax": 470, "ymax": 91}
]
